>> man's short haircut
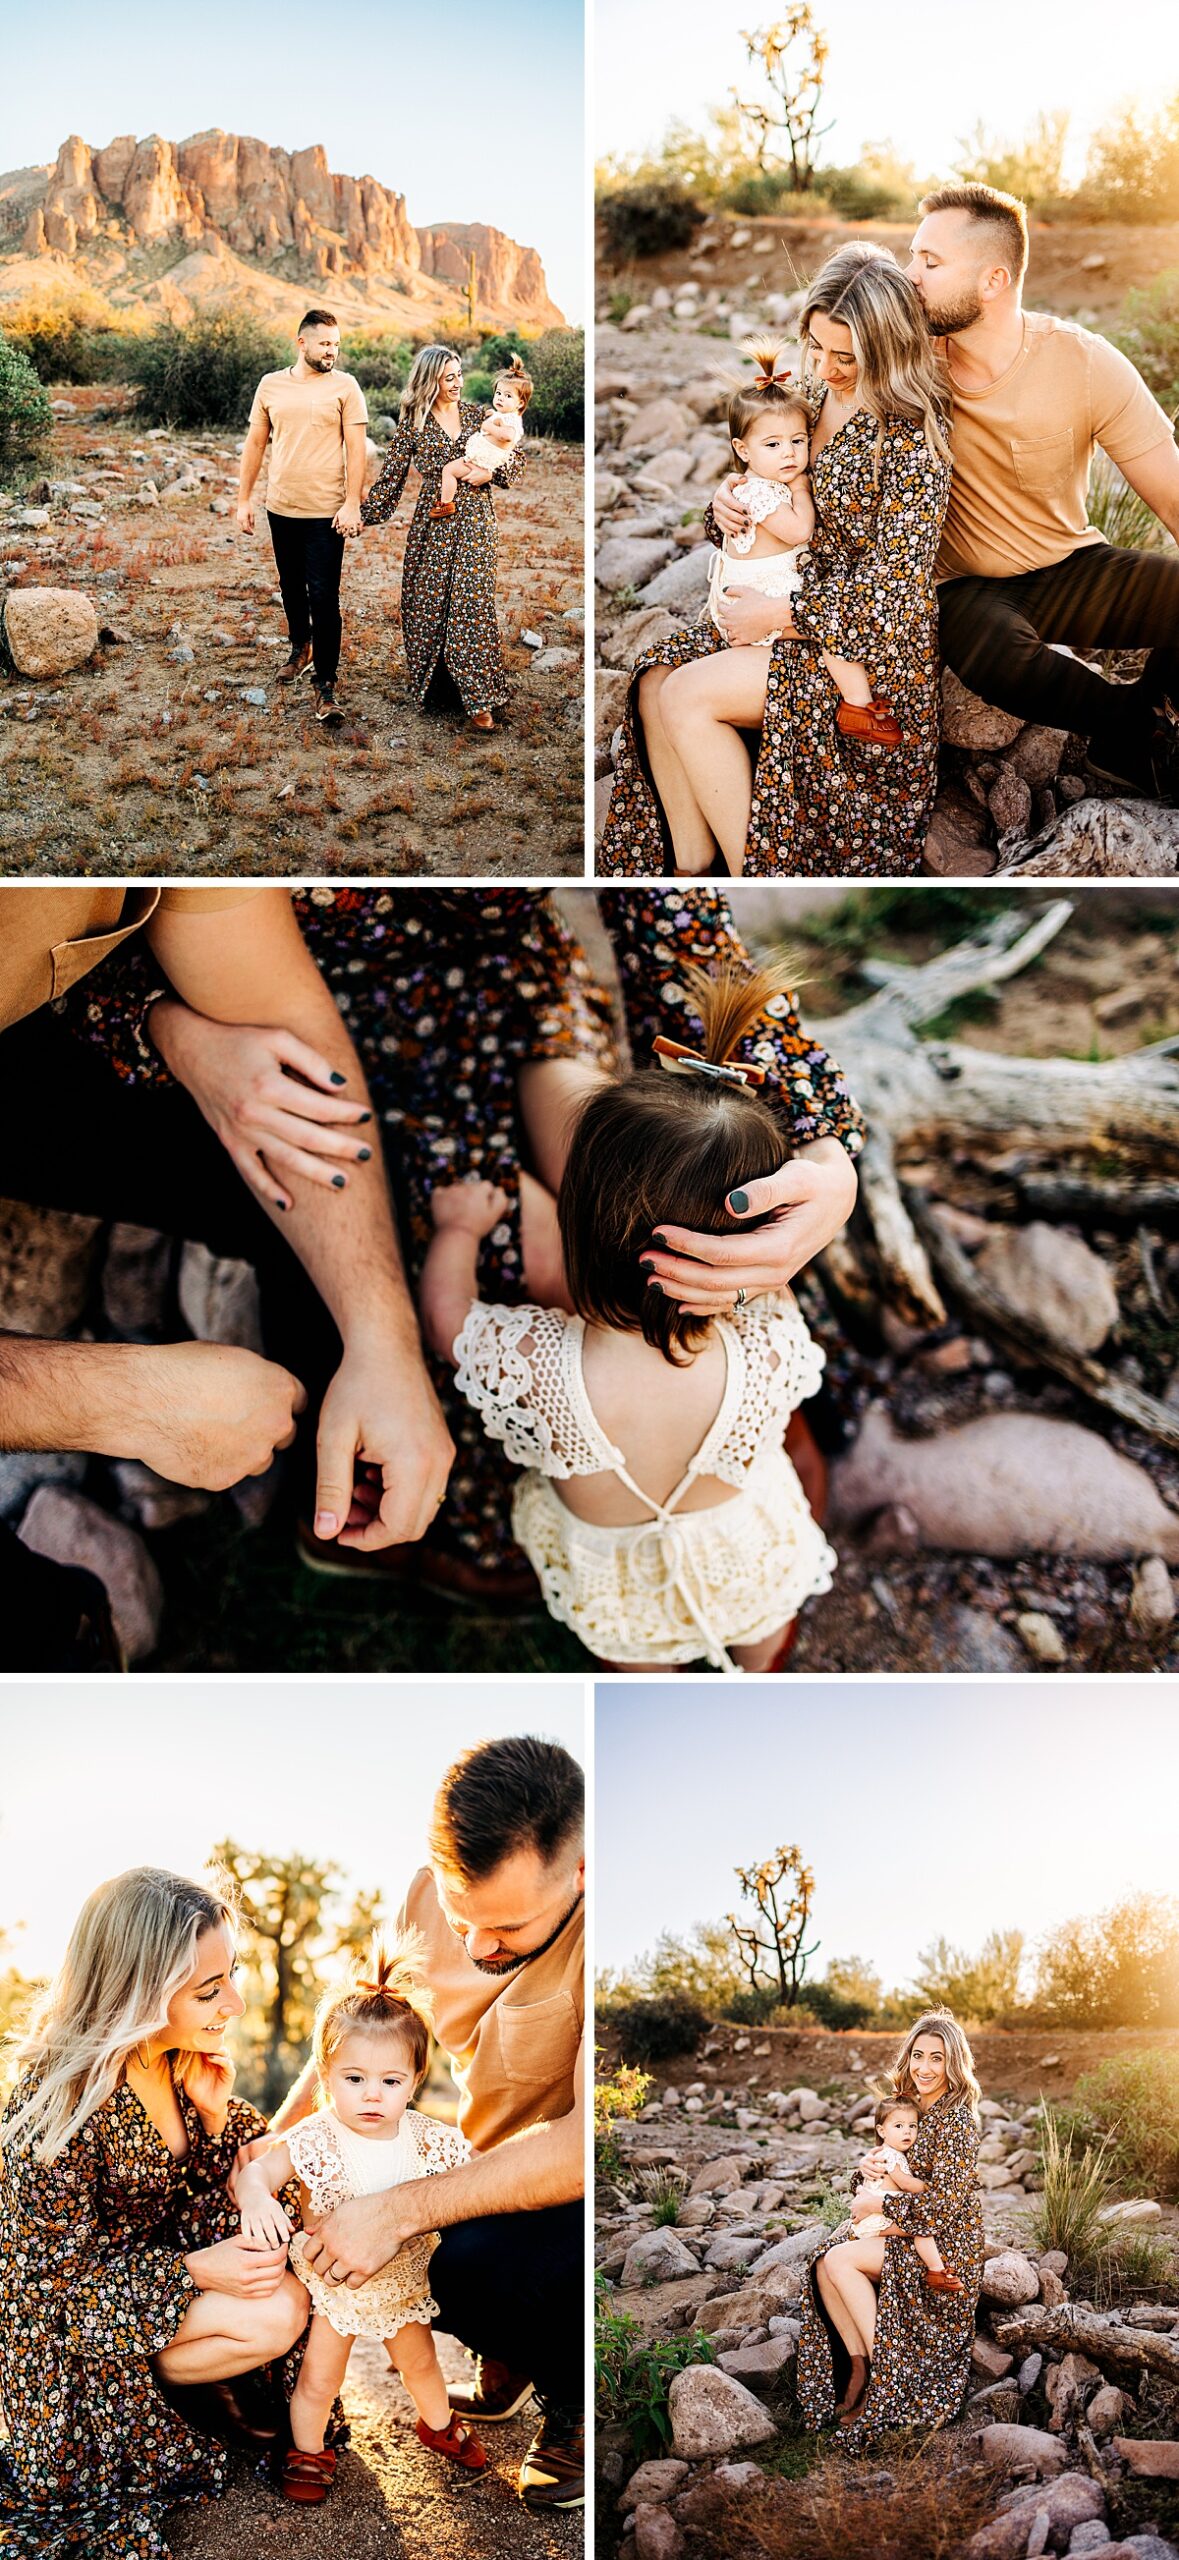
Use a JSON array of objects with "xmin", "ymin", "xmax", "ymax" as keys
[
  {"xmin": 919, "ymin": 183, "xmax": 1029, "ymax": 286},
  {"xmin": 299, "ymin": 308, "xmax": 339, "ymax": 334},
  {"xmin": 430, "ymin": 1737, "xmax": 585, "ymax": 1883}
]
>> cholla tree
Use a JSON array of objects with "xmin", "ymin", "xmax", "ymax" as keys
[
  {"xmin": 728, "ymin": 1844, "xmax": 819, "ymax": 2007},
  {"xmin": 731, "ymin": 12, "xmax": 833, "ymax": 193},
  {"xmin": 212, "ymin": 1842, "xmax": 384, "ymax": 2110}
]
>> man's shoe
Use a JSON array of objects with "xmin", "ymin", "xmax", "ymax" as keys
[
  {"xmin": 295, "ymin": 1519, "xmax": 539, "ymax": 1611},
  {"xmin": 518, "ymin": 2403, "xmax": 584, "ymax": 2510},
  {"xmin": 313, "ymin": 679, "xmax": 343, "ymax": 725},
  {"xmin": 278, "ymin": 643, "xmax": 313, "ymax": 683},
  {"xmin": 448, "ymin": 2357, "xmax": 535, "ymax": 2424}
]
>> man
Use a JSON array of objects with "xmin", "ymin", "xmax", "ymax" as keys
[
  {"xmin": 906, "ymin": 183, "xmax": 1179, "ymax": 798},
  {"xmin": 0, "ymin": 886, "xmax": 453, "ymax": 1667},
  {"xmin": 238, "ymin": 311, "xmax": 369, "ymax": 726},
  {"xmin": 262, "ymin": 1735, "xmax": 585, "ymax": 2512}
]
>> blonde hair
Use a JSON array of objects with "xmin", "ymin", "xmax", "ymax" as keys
[
  {"xmin": 887, "ymin": 2007, "xmax": 982, "ymax": 2122},
  {"xmin": 495, "ymin": 351, "xmax": 533, "ymax": 410},
  {"xmin": 1, "ymin": 1868, "xmax": 235, "ymax": 2165},
  {"xmin": 800, "ymin": 244, "xmax": 951, "ymax": 470},
  {"xmin": 727, "ymin": 338, "xmax": 811, "ymax": 465},
  {"xmin": 312, "ymin": 1932, "xmax": 433, "ymax": 2092},
  {"xmin": 401, "ymin": 344, "xmax": 462, "ymax": 435}
]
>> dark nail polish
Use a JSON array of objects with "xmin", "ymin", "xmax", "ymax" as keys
[
  {"xmin": 275, "ymin": 1198, "xmax": 288, "ymax": 1212},
  {"xmin": 330, "ymin": 1071, "xmax": 347, "ymax": 1086},
  {"xmin": 357, "ymin": 1147, "xmax": 372, "ymax": 1162},
  {"xmin": 639, "ymin": 1259, "xmax": 655, "ymax": 1274},
  {"xmin": 332, "ymin": 1174, "xmax": 346, "ymax": 1189},
  {"xmin": 647, "ymin": 1279, "xmax": 663, "ymax": 1296},
  {"xmin": 359, "ymin": 1110, "xmax": 372, "ymax": 1124},
  {"xmin": 650, "ymin": 1231, "xmax": 670, "ymax": 1251},
  {"xmin": 728, "ymin": 1189, "xmax": 750, "ymax": 1216}
]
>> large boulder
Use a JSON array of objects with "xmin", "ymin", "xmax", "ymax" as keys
[
  {"xmin": 621, "ymin": 2229, "xmax": 700, "ymax": 2287},
  {"xmin": 974, "ymin": 1223, "xmax": 1118, "ymax": 1355},
  {"xmin": 595, "ymin": 534, "xmax": 677, "ymax": 591},
  {"xmin": 832, "ymin": 1407, "xmax": 1179, "ymax": 1564},
  {"xmin": 2, "ymin": 586, "xmax": 99, "ymax": 678},
  {"xmin": 980, "ymin": 2251, "xmax": 1041, "ymax": 2308},
  {"xmin": 637, "ymin": 547, "xmax": 713, "ymax": 613},
  {"xmin": 978, "ymin": 2422, "xmax": 1069, "ymax": 2477},
  {"xmin": 940, "ymin": 666, "xmax": 1023, "ymax": 750},
  {"xmin": 668, "ymin": 2365, "xmax": 777, "ymax": 2458},
  {"xmin": 718, "ymin": 2334, "xmax": 796, "ymax": 2388}
]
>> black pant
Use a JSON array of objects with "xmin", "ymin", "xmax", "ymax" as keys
[
  {"xmin": 267, "ymin": 511, "xmax": 345, "ymax": 683},
  {"xmin": 430, "ymin": 2202, "xmax": 584, "ymax": 2408},
  {"xmin": 938, "ymin": 542, "xmax": 1179, "ymax": 774},
  {"xmin": 0, "ymin": 1010, "xmax": 337, "ymax": 1669}
]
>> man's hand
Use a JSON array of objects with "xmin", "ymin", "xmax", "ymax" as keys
[
  {"xmin": 641, "ymin": 1137, "xmax": 858, "ymax": 1313},
  {"xmin": 236, "ymin": 498, "xmax": 256, "ymax": 534},
  {"xmin": 132, "ymin": 1341, "xmax": 306, "ymax": 1489},
  {"xmin": 333, "ymin": 499, "xmax": 363, "ymax": 538},
  {"xmin": 313, "ymin": 1338, "xmax": 454, "ymax": 1547},
  {"xmin": 716, "ymin": 587, "xmax": 797, "ymax": 647},
  {"xmin": 711, "ymin": 472, "xmax": 750, "ymax": 538},
  {"xmin": 301, "ymin": 2190, "xmax": 415, "ymax": 2289}
]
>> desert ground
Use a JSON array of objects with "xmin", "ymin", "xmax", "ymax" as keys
[{"xmin": 0, "ymin": 389, "xmax": 585, "ymax": 873}]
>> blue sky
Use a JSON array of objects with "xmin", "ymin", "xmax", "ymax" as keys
[
  {"xmin": 595, "ymin": 1682, "xmax": 1179, "ymax": 1990},
  {"xmin": 1, "ymin": 0, "xmax": 585, "ymax": 319},
  {"xmin": 597, "ymin": 0, "xmax": 1179, "ymax": 191},
  {"xmin": 0, "ymin": 1679, "xmax": 585, "ymax": 1971}
]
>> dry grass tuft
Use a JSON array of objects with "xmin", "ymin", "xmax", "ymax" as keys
[{"xmin": 684, "ymin": 2440, "xmax": 999, "ymax": 2560}]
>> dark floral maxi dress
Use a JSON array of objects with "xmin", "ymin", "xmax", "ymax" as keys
[
  {"xmin": 0, "ymin": 2073, "xmax": 294, "ymax": 2559},
  {"xmin": 598, "ymin": 399, "xmax": 951, "ymax": 878},
  {"xmin": 796, "ymin": 2090, "xmax": 984, "ymax": 2447},
  {"xmin": 359, "ymin": 401, "xmax": 525, "ymax": 716},
  {"xmin": 64, "ymin": 886, "xmax": 865, "ymax": 1579}
]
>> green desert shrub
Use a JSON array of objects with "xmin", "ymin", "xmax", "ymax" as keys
[
  {"xmin": 131, "ymin": 307, "xmax": 290, "ymax": 429},
  {"xmin": 2, "ymin": 291, "xmax": 137, "ymax": 385},
  {"xmin": 599, "ymin": 1992, "xmax": 710, "ymax": 2065},
  {"xmin": 594, "ymin": 2059, "xmax": 650, "ymax": 2180},
  {"xmin": 595, "ymin": 2283, "xmax": 716, "ymax": 2457},
  {"xmin": 339, "ymin": 332, "xmax": 413, "ymax": 394},
  {"xmin": 1112, "ymin": 273, "xmax": 1179, "ymax": 419},
  {"xmin": 0, "ymin": 329, "xmax": 53, "ymax": 471},
  {"xmin": 598, "ymin": 178, "xmax": 705, "ymax": 263},
  {"xmin": 525, "ymin": 327, "xmax": 584, "ymax": 439},
  {"xmin": 1073, "ymin": 2050, "xmax": 1179, "ymax": 2199}
]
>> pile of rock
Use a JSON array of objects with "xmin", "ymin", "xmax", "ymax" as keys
[{"xmin": 598, "ymin": 2060, "xmax": 1179, "ymax": 2560}]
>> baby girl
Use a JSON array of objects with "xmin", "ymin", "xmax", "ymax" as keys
[
  {"xmin": 431, "ymin": 352, "xmax": 531, "ymax": 519},
  {"xmin": 855, "ymin": 2095, "xmax": 964, "ymax": 2292}
]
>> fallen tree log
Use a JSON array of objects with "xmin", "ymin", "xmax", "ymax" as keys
[{"xmin": 993, "ymin": 2304, "xmax": 1179, "ymax": 2390}]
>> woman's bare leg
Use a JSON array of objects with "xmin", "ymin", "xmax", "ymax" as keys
[
  {"xmin": 823, "ymin": 2237, "xmax": 888, "ymax": 2356},
  {"xmin": 636, "ymin": 665, "xmax": 717, "ymax": 875},
  {"xmin": 659, "ymin": 653, "xmax": 769, "ymax": 874},
  {"xmin": 386, "ymin": 2319, "xmax": 450, "ymax": 2431},
  {"xmin": 288, "ymin": 2314, "xmax": 354, "ymax": 2452},
  {"xmin": 816, "ymin": 2253, "xmax": 870, "ymax": 2359},
  {"xmin": 154, "ymin": 2271, "xmax": 308, "ymax": 2385}
]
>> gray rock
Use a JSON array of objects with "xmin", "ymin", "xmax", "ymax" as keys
[
  {"xmin": 18, "ymin": 1486, "xmax": 163, "ymax": 1663},
  {"xmin": 1086, "ymin": 2385, "xmax": 1127, "ymax": 2439},
  {"xmin": 1130, "ymin": 1556, "xmax": 1175, "ymax": 1636},
  {"xmin": 102, "ymin": 1222, "xmax": 174, "ymax": 1340},
  {"xmin": 1017, "ymin": 1611, "xmax": 1068, "ymax": 1665},
  {"xmin": 0, "ymin": 1449, "xmax": 88, "ymax": 1521},
  {"xmin": 0, "ymin": 1199, "xmax": 102, "ymax": 1336},
  {"xmin": 989, "ymin": 770, "xmax": 1034, "ymax": 836},
  {"xmin": 619, "ymin": 2459, "xmax": 690, "ymax": 2511},
  {"xmin": 633, "ymin": 2507, "xmax": 686, "ymax": 2560},
  {"xmin": 940, "ymin": 666, "xmax": 1023, "ymax": 750},
  {"xmin": 596, "ymin": 534, "xmax": 677, "ymax": 590},
  {"xmin": 749, "ymin": 2224, "xmax": 827, "ymax": 2274},
  {"xmin": 240, "ymin": 686, "xmax": 268, "ymax": 707},
  {"xmin": 177, "ymin": 1244, "xmax": 263, "ymax": 1351},
  {"xmin": 668, "ymin": 2365, "xmax": 777, "ymax": 2458},
  {"xmin": 637, "ymin": 547, "xmax": 712, "ymax": 612},
  {"xmin": 981, "ymin": 2251, "xmax": 1041, "ymax": 2308},
  {"xmin": 979, "ymin": 2421, "xmax": 1068, "ymax": 2477},
  {"xmin": 1068, "ymin": 2529, "xmax": 1112, "ymax": 2553},
  {"xmin": 718, "ymin": 2334, "xmax": 796, "ymax": 2386},
  {"xmin": 975, "ymin": 1222, "xmax": 1119, "ymax": 1355},
  {"xmin": 531, "ymin": 645, "xmax": 580, "ymax": 673},
  {"xmin": 1098, "ymin": 2200, "xmax": 1161, "ymax": 2226},
  {"xmin": 832, "ymin": 1406, "xmax": 1179, "ymax": 1564},
  {"xmin": 621, "ymin": 2229, "xmax": 700, "ymax": 2286}
]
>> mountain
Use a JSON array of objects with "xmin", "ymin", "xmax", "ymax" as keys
[{"xmin": 0, "ymin": 131, "xmax": 564, "ymax": 329}]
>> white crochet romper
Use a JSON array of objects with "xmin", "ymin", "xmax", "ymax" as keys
[
  {"xmin": 453, "ymin": 1293, "xmax": 837, "ymax": 1672},
  {"xmin": 708, "ymin": 471, "xmax": 806, "ymax": 642},
  {"xmin": 463, "ymin": 410, "xmax": 523, "ymax": 473},
  {"xmin": 287, "ymin": 2106, "xmax": 467, "ymax": 2341},
  {"xmin": 853, "ymin": 2141, "xmax": 911, "ymax": 2239}
]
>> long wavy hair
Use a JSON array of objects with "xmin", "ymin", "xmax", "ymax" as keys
[
  {"xmin": 1, "ymin": 1867, "xmax": 235, "ymax": 2165},
  {"xmin": 801, "ymin": 243, "xmax": 951, "ymax": 469},
  {"xmin": 888, "ymin": 2006, "xmax": 982, "ymax": 2122},
  {"xmin": 401, "ymin": 343, "xmax": 461, "ymax": 434}
]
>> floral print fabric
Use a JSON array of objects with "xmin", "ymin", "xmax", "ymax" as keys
[
  {"xmin": 0, "ymin": 2075, "xmax": 273, "ymax": 2558},
  {"xmin": 796, "ymin": 2090, "xmax": 984, "ymax": 2444},
  {"xmin": 360, "ymin": 401, "xmax": 525, "ymax": 715},
  {"xmin": 598, "ymin": 402, "xmax": 950, "ymax": 878}
]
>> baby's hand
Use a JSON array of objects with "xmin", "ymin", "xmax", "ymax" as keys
[
  {"xmin": 431, "ymin": 1179, "xmax": 511, "ymax": 1239},
  {"xmin": 239, "ymin": 2191, "xmax": 292, "ymax": 2251}
]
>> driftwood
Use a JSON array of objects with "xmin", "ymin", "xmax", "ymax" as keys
[
  {"xmin": 908, "ymin": 1189, "xmax": 1179, "ymax": 1454},
  {"xmin": 1010, "ymin": 1172, "xmax": 1179, "ymax": 1233},
  {"xmin": 993, "ymin": 2303, "xmax": 1179, "ymax": 2391}
]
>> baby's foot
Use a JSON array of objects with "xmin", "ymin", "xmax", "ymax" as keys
[{"xmin": 923, "ymin": 2266, "xmax": 965, "ymax": 2294}]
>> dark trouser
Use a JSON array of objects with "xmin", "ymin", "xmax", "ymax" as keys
[
  {"xmin": 938, "ymin": 542, "xmax": 1179, "ymax": 775},
  {"xmin": 267, "ymin": 510, "xmax": 346, "ymax": 683},
  {"xmin": 430, "ymin": 2202, "xmax": 584, "ymax": 2409},
  {"xmin": 0, "ymin": 1010, "xmax": 338, "ymax": 1670}
]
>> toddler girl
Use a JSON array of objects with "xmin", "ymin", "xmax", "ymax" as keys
[
  {"xmin": 854, "ymin": 2095, "xmax": 964, "ymax": 2292},
  {"xmin": 421, "ymin": 961, "xmax": 838, "ymax": 1674},
  {"xmin": 234, "ymin": 1937, "xmax": 484, "ymax": 2504},
  {"xmin": 711, "ymin": 341, "xmax": 901, "ymax": 748},
  {"xmin": 432, "ymin": 353, "xmax": 531, "ymax": 519}
]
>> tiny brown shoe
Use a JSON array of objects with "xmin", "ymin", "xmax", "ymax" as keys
[
  {"xmin": 430, "ymin": 500, "xmax": 456, "ymax": 520},
  {"xmin": 281, "ymin": 2447, "xmax": 337, "ymax": 2503},
  {"xmin": 924, "ymin": 2267, "xmax": 965, "ymax": 2294},
  {"xmin": 416, "ymin": 2412, "xmax": 488, "ymax": 2471},
  {"xmin": 837, "ymin": 698, "xmax": 902, "ymax": 748},
  {"xmin": 469, "ymin": 709, "xmax": 495, "ymax": 732}
]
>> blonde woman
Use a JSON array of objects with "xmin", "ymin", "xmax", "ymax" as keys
[
  {"xmin": 361, "ymin": 343, "xmax": 527, "ymax": 733},
  {"xmin": 0, "ymin": 1870, "xmax": 308, "ymax": 2560},
  {"xmin": 599, "ymin": 245, "xmax": 952, "ymax": 878},
  {"xmin": 796, "ymin": 2007, "xmax": 985, "ymax": 2443}
]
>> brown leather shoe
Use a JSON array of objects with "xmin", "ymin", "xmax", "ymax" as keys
[
  {"xmin": 518, "ymin": 2404, "xmax": 584, "ymax": 2510},
  {"xmin": 469, "ymin": 709, "xmax": 495, "ymax": 731},
  {"xmin": 295, "ymin": 1520, "xmax": 539, "ymax": 1612},
  {"xmin": 277, "ymin": 643, "xmax": 313, "ymax": 683},
  {"xmin": 448, "ymin": 2357, "xmax": 535, "ymax": 2423},
  {"xmin": 281, "ymin": 2447, "xmax": 337, "ymax": 2503},
  {"xmin": 837, "ymin": 698, "xmax": 902, "ymax": 748},
  {"xmin": 430, "ymin": 500, "xmax": 456, "ymax": 520},
  {"xmin": 416, "ymin": 2411, "xmax": 488, "ymax": 2470},
  {"xmin": 924, "ymin": 2266, "xmax": 965, "ymax": 2293}
]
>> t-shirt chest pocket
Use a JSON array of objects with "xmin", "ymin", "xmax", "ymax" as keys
[
  {"xmin": 49, "ymin": 894, "xmax": 158, "ymax": 998},
  {"xmin": 1010, "ymin": 428, "xmax": 1075, "ymax": 494},
  {"xmin": 496, "ymin": 1991, "xmax": 579, "ymax": 2087}
]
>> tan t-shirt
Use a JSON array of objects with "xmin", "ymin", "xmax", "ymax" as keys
[
  {"xmin": 400, "ymin": 1867, "xmax": 583, "ymax": 2153},
  {"xmin": 0, "ymin": 886, "xmax": 264, "ymax": 1035},
  {"xmin": 249, "ymin": 368, "xmax": 369, "ymax": 519},
  {"xmin": 937, "ymin": 310, "xmax": 1174, "ymax": 581}
]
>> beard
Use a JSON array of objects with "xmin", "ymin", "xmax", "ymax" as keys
[
  {"xmin": 467, "ymin": 1887, "xmax": 584, "ymax": 1976},
  {"xmin": 921, "ymin": 289, "xmax": 984, "ymax": 337},
  {"xmin": 307, "ymin": 354, "xmax": 336, "ymax": 371}
]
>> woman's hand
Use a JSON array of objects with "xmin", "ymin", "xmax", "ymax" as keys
[
  {"xmin": 856, "ymin": 2148, "xmax": 893, "ymax": 2181},
  {"xmin": 716, "ymin": 588, "xmax": 797, "ymax": 648},
  {"xmin": 149, "ymin": 1000, "xmax": 375, "ymax": 1213},
  {"xmin": 711, "ymin": 474, "xmax": 750, "ymax": 539},
  {"xmin": 462, "ymin": 464, "xmax": 494, "ymax": 486},
  {"xmin": 850, "ymin": 2187, "xmax": 885, "ymax": 2221},
  {"xmin": 642, "ymin": 1136, "xmax": 859, "ymax": 1313},
  {"xmin": 185, "ymin": 2236, "xmax": 290, "ymax": 2298},
  {"xmin": 175, "ymin": 2048, "xmax": 236, "ymax": 2138}
]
